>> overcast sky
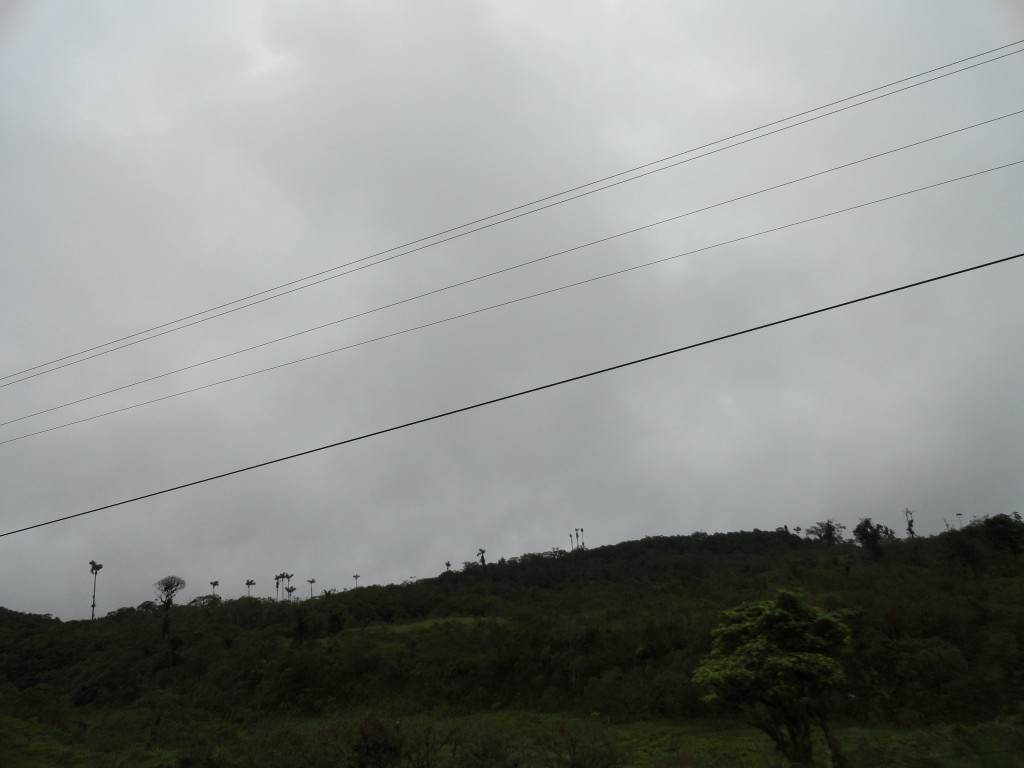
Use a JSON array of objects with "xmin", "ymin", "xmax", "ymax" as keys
[{"xmin": 2, "ymin": 2, "xmax": 1023, "ymax": 619}]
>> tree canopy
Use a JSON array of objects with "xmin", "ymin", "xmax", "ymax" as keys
[
  {"xmin": 154, "ymin": 575, "xmax": 186, "ymax": 606},
  {"xmin": 693, "ymin": 589, "xmax": 850, "ymax": 766}
]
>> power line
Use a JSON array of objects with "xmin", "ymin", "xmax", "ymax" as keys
[
  {"xmin": 2, "ymin": 250, "xmax": 1019, "ymax": 539},
  {"xmin": 4, "ymin": 108, "xmax": 1021, "ymax": 431},
  {"xmin": 3, "ymin": 157, "xmax": 1021, "ymax": 448},
  {"xmin": 3, "ymin": 40, "xmax": 1022, "ymax": 387}
]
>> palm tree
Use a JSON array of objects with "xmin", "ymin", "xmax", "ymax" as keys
[
  {"xmin": 88, "ymin": 560, "xmax": 103, "ymax": 620},
  {"xmin": 285, "ymin": 585, "xmax": 296, "ymax": 601},
  {"xmin": 307, "ymin": 578, "xmax": 316, "ymax": 598},
  {"xmin": 478, "ymin": 548, "xmax": 486, "ymax": 566},
  {"xmin": 445, "ymin": 561, "xmax": 451, "ymax": 572},
  {"xmin": 245, "ymin": 579, "xmax": 255, "ymax": 597},
  {"xmin": 353, "ymin": 574, "xmax": 360, "ymax": 588},
  {"xmin": 210, "ymin": 580, "xmax": 219, "ymax": 596},
  {"xmin": 275, "ymin": 572, "xmax": 290, "ymax": 601}
]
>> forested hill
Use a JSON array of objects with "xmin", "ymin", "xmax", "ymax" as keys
[{"xmin": 1, "ymin": 516, "xmax": 1023, "ymax": 766}]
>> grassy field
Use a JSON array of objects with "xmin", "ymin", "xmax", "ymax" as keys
[{"xmin": 3, "ymin": 709, "xmax": 1023, "ymax": 767}]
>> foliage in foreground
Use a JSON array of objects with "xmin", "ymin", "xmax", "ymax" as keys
[{"xmin": 693, "ymin": 590, "xmax": 850, "ymax": 766}]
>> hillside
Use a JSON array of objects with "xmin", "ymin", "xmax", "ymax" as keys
[{"xmin": 2, "ymin": 518, "xmax": 1023, "ymax": 767}]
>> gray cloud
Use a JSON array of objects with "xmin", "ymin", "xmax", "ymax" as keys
[{"xmin": 1, "ymin": 1, "xmax": 1023, "ymax": 619}]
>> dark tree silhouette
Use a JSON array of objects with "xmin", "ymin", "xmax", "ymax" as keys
[
  {"xmin": 805, "ymin": 518, "xmax": 846, "ymax": 546},
  {"xmin": 245, "ymin": 579, "xmax": 255, "ymax": 597},
  {"xmin": 979, "ymin": 513, "xmax": 1024, "ymax": 557},
  {"xmin": 478, "ymin": 548, "xmax": 486, "ymax": 566},
  {"xmin": 853, "ymin": 518, "xmax": 896, "ymax": 559},
  {"xmin": 445, "ymin": 561, "xmax": 451, "ymax": 572},
  {"xmin": 88, "ymin": 560, "xmax": 103, "ymax": 620},
  {"xmin": 154, "ymin": 575, "xmax": 186, "ymax": 639},
  {"xmin": 274, "ymin": 572, "xmax": 289, "ymax": 601},
  {"xmin": 353, "ymin": 574, "xmax": 360, "ymax": 588},
  {"xmin": 210, "ymin": 580, "xmax": 219, "ymax": 596},
  {"xmin": 307, "ymin": 578, "xmax": 316, "ymax": 598},
  {"xmin": 905, "ymin": 507, "xmax": 916, "ymax": 538},
  {"xmin": 285, "ymin": 585, "xmax": 296, "ymax": 601},
  {"xmin": 155, "ymin": 575, "xmax": 185, "ymax": 605}
]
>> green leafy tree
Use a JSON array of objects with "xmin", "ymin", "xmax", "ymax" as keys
[{"xmin": 693, "ymin": 590, "xmax": 850, "ymax": 767}]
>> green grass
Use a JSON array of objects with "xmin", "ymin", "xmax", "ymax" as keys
[
  {"xmin": 3, "ymin": 708, "xmax": 1022, "ymax": 767},
  {"xmin": 0, "ymin": 714, "xmax": 177, "ymax": 768}
]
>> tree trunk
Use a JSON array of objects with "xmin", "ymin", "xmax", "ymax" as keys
[
  {"xmin": 751, "ymin": 707, "xmax": 814, "ymax": 767},
  {"xmin": 816, "ymin": 714, "xmax": 848, "ymax": 768}
]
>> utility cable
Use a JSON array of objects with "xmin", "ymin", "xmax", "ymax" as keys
[
  {"xmin": 1, "ymin": 250, "xmax": 1020, "ymax": 539},
  {"xmin": 3, "ymin": 107, "xmax": 1021, "ymax": 430},
  {"xmin": 2, "ymin": 157, "xmax": 1020, "ymax": 448},
  {"xmin": 3, "ymin": 40, "xmax": 1022, "ymax": 387}
]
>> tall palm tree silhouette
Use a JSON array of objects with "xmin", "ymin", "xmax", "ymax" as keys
[
  {"xmin": 477, "ymin": 548, "xmax": 486, "ymax": 566},
  {"xmin": 245, "ymin": 579, "xmax": 255, "ymax": 597},
  {"xmin": 285, "ymin": 585, "xmax": 296, "ymax": 601},
  {"xmin": 307, "ymin": 578, "xmax": 316, "ymax": 598},
  {"xmin": 352, "ymin": 574, "xmax": 360, "ymax": 588},
  {"xmin": 275, "ymin": 572, "xmax": 290, "ymax": 601},
  {"xmin": 210, "ymin": 580, "xmax": 219, "ymax": 596},
  {"xmin": 89, "ymin": 560, "xmax": 103, "ymax": 620}
]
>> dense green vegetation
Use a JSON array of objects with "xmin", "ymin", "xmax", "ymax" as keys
[
  {"xmin": 693, "ymin": 590, "xmax": 851, "ymax": 766},
  {"xmin": 2, "ymin": 515, "xmax": 1023, "ymax": 766}
]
